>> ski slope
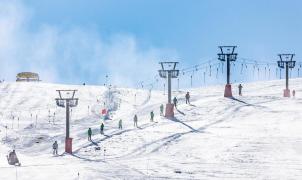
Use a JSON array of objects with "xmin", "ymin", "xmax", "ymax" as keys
[{"xmin": 0, "ymin": 79, "xmax": 302, "ymax": 180}]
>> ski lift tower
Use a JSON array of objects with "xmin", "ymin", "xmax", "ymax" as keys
[
  {"xmin": 158, "ymin": 62, "xmax": 179, "ymax": 118},
  {"xmin": 218, "ymin": 46, "xmax": 238, "ymax": 97},
  {"xmin": 277, "ymin": 54, "xmax": 296, "ymax": 97},
  {"xmin": 55, "ymin": 90, "xmax": 78, "ymax": 153}
]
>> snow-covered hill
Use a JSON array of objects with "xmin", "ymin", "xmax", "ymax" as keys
[{"xmin": 0, "ymin": 79, "xmax": 302, "ymax": 180}]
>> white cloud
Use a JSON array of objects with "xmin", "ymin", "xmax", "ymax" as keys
[{"xmin": 0, "ymin": 0, "xmax": 178, "ymax": 87}]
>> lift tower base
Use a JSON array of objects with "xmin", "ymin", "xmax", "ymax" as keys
[
  {"xmin": 283, "ymin": 89, "xmax": 290, "ymax": 97},
  {"xmin": 65, "ymin": 138, "xmax": 73, "ymax": 154},
  {"xmin": 165, "ymin": 103, "xmax": 174, "ymax": 118},
  {"xmin": 224, "ymin": 84, "xmax": 233, "ymax": 97}
]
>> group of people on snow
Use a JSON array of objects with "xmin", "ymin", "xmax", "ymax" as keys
[
  {"xmin": 87, "ymin": 122, "xmax": 105, "ymax": 142},
  {"xmin": 172, "ymin": 91, "xmax": 191, "ymax": 109},
  {"xmin": 45, "ymin": 85, "xmax": 297, "ymax": 160},
  {"xmin": 8, "ymin": 83, "xmax": 298, "ymax": 167},
  {"xmin": 8, "ymin": 140, "xmax": 57, "ymax": 165},
  {"xmin": 46, "ymin": 88, "xmax": 226, "ymax": 157},
  {"xmin": 85, "ymin": 108, "xmax": 158, "ymax": 142}
]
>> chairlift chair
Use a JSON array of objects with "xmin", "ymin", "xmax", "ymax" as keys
[
  {"xmin": 229, "ymin": 54, "xmax": 238, "ymax": 61},
  {"xmin": 68, "ymin": 99, "xmax": 79, "ymax": 107},
  {"xmin": 158, "ymin": 70, "xmax": 179, "ymax": 78},
  {"xmin": 277, "ymin": 61, "xmax": 285, "ymax": 68},
  {"xmin": 218, "ymin": 54, "xmax": 226, "ymax": 61},
  {"xmin": 288, "ymin": 61, "xmax": 296, "ymax": 69},
  {"xmin": 55, "ymin": 99, "xmax": 65, "ymax": 107}
]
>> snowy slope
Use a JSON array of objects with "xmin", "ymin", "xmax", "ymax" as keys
[{"xmin": 0, "ymin": 79, "xmax": 302, "ymax": 180}]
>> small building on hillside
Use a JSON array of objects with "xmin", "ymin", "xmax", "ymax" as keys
[{"xmin": 16, "ymin": 72, "xmax": 40, "ymax": 82}]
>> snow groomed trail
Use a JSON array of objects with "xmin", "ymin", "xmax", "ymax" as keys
[{"xmin": 0, "ymin": 79, "xmax": 302, "ymax": 179}]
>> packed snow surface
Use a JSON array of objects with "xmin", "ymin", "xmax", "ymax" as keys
[{"xmin": 0, "ymin": 79, "xmax": 302, "ymax": 180}]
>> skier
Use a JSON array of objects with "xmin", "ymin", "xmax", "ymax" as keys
[
  {"xmin": 118, "ymin": 119, "xmax": 123, "ymax": 129},
  {"xmin": 7, "ymin": 150, "xmax": 20, "ymax": 166},
  {"xmin": 185, "ymin": 92, "xmax": 190, "ymax": 104},
  {"xmin": 100, "ymin": 123, "xmax": 104, "ymax": 135},
  {"xmin": 238, "ymin": 84, "xmax": 243, "ymax": 96},
  {"xmin": 160, "ymin": 104, "xmax": 164, "ymax": 116},
  {"xmin": 150, "ymin": 111, "xmax": 154, "ymax": 122},
  {"xmin": 52, "ymin": 141, "xmax": 58, "ymax": 155},
  {"xmin": 292, "ymin": 90, "xmax": 296, "ymax": 97},
  {"xmin": 88, "ymin": 128, "xmax": 92, "ymax": 141},
  {"xmin": 134, "ymin": 114, "xmax": 138, "ymax": 127},
  {"xmin": 173, "ymin": 97, "xmax": 178, "ymax": 108}
]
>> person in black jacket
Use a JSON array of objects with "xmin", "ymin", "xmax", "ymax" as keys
[
  {"xmin": 53, "ymin": 141, "xmax": 58, "ymax": 155},
  {"xmin": 238, "ymin": 84, "xmax": 243, "ymax": 96},
  {"xmin": 185, "ymin": 92, "xmax": 190, "ymax": 104},
  {"xmin": 88, "ymin": 128, "xmax": 92, "ymax": 141},
  {"xmin": 100, "ymin": 123, "xmax": 104, "ymax": 135},
  {"xmin": 173, "ymin": 97, "xmax": 178, "ymax": 108},
  {"xmin": 134, "ymin": 114, "xmax": 138, "ymax": 127}
]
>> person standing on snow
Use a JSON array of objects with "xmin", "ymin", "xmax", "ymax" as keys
[
  {"xmin": 185, "ymin": 92, "xmax": 190, "ymax": 104},
  {"xmin": 292, "ymin": 90, "xmax": 296, "ymax": 97},
  {"xmin": 160, "ymin": 104, "xmax": 164, "ymax": 116},
  {"xmin": 88, "ymin": 128, "xmax": 92, "ymax": 141},
  {"xmin": 173, "ymin": 97, "xmax": 178, "ymax": 108},
  {"xmin": 134, "ymin": 114, "xmax": 138, "ymax": 127},
  {"xmin": 118, "ymin": 119, "xmax": 123, "ymax": 129},
  {"xmin": 53, "ymin": 141, "xmax": 58, "ymax": 155},
  {"xmin": 238, "ymin": 84, "xmax": 243, "ymax": 96},
  {"xmin": 100, "ymin": 123, "xmax": 104, "ymax": 135},
  {"xmin": 150, "ymin": 111, "xmax": 154, "ymax": 122},
  {"xmin": 7, "ymin": 150, "xmax": 20, "ymax": 166}
]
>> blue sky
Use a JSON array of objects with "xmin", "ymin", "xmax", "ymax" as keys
[{"xmin": 1, "ymin": 0, "xmax": 302, "ymax": 87}]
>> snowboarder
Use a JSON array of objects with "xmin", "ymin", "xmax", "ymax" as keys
[
  {"xmin": 160, "ymin": 104, "xmax": 164, "ymax": 116},
  {"xmin": 134, "ymin": 114, "xmax": 138, "ymax": 127},
  {"xmin": 7, "ymin": 150, "xmax": 20, "ymax": 166},
  {"xmin": 185, "ymin": 92, "xmax": 190, "ymax": 104},
  {"xmin": 118, "ymin": 119, "xmax": 123, "ymax": 129},
  {"xmin": 150, "ymin": 111, "xmax": 154, "ymax": 122},
  {"xmin": 238, "ymin": 84, "xmax": 243, "ymax": 96},
  {"xmin": 293, "ymin": 90, "xmax": 296, "ymax": 97},
  {"xmin": 100, "ymin": 123, "xmax": 104, "ymax": 135},
  {"xmin": 88, "ymin": 128, "xmax": 92, "ymax": 141},
  {"xmin": 52, "ymin": 141, "xmax": 58, "ymax": 155},
  {"xmin": 173, "ymin": 97, "xmax": 178, "ymax": 108}
]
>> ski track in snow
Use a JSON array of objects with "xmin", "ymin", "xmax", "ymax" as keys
[{"xmin": 0, "ymin": 80, "xmax": 302, "ymax": 179}]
